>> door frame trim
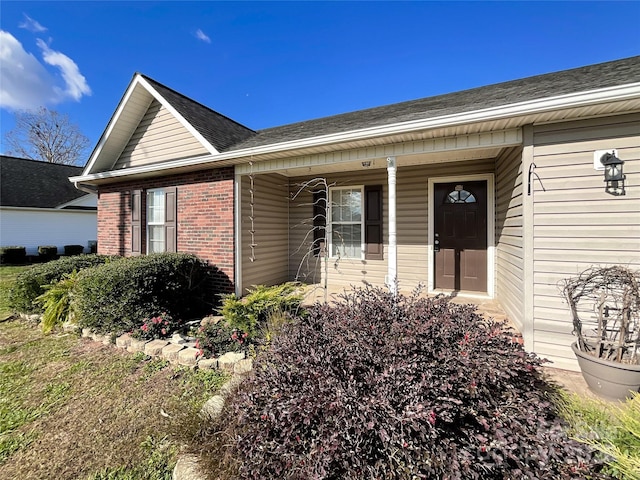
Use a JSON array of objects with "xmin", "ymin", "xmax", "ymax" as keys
[{"xmin": 427, "ymin": 173, "xmax": 495, "ymax": 298}]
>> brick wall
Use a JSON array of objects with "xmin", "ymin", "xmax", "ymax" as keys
[{"xmin": 97, "ymin": 167, "xmax": 235, "ymax": 292}]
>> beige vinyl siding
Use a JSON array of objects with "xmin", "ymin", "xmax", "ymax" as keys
[
  {"xmin": 494, "ymin": 146, "xmax": 525, "ymax": 332},
  {"xmin": 531, "ymin": 113, "xmax": 640, "ymax": 371},
  {"xmin": 289, "ymin": 158, "xmax": 495, "ymax": 291},
  {"xmin": 240, "ymin": 173, "xmax": 290, "ymax": 293},
  {"xmin": 114, "ymin": 100, "xmax": 208, "ymax": 169}
]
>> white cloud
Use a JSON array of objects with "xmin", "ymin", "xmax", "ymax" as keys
[
  {"xmin": 18, "ymin": 14, "xmax": 47, "ymax": 33},
  {"xmin": 36, "ymin": 39, "xmax": 91, "ymax": 101},
  {"xmin": 195, "ymin": 29, "xmax": 211, "ymax": 43},
  {"xmin": 0, "ymin": 31, "xmax": 91, "ymax": 111}
]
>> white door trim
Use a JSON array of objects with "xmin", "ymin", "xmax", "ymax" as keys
[{"xmin": 427, "ymin": 173, "xmax": 495, "ymax": 298}]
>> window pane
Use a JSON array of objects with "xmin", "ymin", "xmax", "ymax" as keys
[
  {"xmin": 350, "ymin": 190, "xmax": 362, "ymax": 221},
  {"xmin": 148, "ymin": 225, "xmax": 165, "ymax": 253},
  {"xmin": 331, "ymin": 224, "xmax": 361, "ymax": 258},
  {"xmin": 147, "ymin": 191, "xmax": 165, "ymax": 223}
]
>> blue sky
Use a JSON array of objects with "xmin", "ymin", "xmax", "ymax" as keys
[{"xmin": 1, "ymin": 1, "xmax": 639, "ymax": 162}]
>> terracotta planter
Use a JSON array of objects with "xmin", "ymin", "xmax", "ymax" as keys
[{"xmin": 572, "ymin": 342, "xmax": 640, "ymax": 401}]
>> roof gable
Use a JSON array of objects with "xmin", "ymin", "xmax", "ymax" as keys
[
  {"xmin": 0, "ymin": 155, "xmax": 89, "ymax": 208},
  {"xmin": 83, "ymin": 74, "xmax": 255, "ymax": 176},
  {"xmin": 112, "ymin": 98, "xmax": 209, "ymax": 170}
]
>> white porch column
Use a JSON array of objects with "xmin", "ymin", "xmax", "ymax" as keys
[{"xmin": 387, "ymin": 156, "xmax": 397, "ymax": 295}]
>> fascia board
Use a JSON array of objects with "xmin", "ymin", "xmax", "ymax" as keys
[
  {"xmin": 73, "ymin": 82, "xmax": 640, "ymax": 184},
  {"xmin": 137, "ymin": 76, "xmax": 219, "ymax": 156},
  {"xmin": 82, "ymin": 75, "xmax": 146, "ymax": 176}
]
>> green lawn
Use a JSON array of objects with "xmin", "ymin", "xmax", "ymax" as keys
[{"xmin": 0, "ymin": 266, "xmax": 229, "ymax": 479}]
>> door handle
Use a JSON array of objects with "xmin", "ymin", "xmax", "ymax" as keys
[{"xmin": 434, "ymin": 233, "xmax": 440, "ymax": 252}]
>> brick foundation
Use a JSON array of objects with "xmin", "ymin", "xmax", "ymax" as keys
[{"xmin": 97, "ymin": 167, "xmax": 235, "ymax": 292}]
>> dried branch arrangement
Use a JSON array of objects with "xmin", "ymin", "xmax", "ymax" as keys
[{"xmin": 562, "ymin": 265, "xmax": 640, "ymax": 364}]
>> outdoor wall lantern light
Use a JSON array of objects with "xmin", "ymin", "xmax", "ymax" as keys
[{"xmin": 600, "ymin": 152, "xmax": 626, "ymax": 196}]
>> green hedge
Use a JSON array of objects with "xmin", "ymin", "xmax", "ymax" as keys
[
  {"xmin": 0, "ymin": 246, "xmax": 26, "ymax": 265},
  {"xmin": 38, "ymin": 245, "xmax": 58, "ymax": 260},
  {"xmin": 74, "ymin": 253, "xmax": 215, "ymax": 334},
  {"xmin": 64, "ymin": 245, "xmax": 85, "ymax": 256},
  {"xmin": 9, "ymin": 254, "xmax": 116, "ymax": 313}
]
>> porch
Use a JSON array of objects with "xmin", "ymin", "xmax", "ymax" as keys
[{"xmin": 235, "ymin": 140, "xmax": 527, "ymax": 340}]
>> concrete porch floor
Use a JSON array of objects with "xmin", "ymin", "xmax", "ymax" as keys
[{"xmin": 300, "ymin": 283, "xmax": 599, "ymax": 401}]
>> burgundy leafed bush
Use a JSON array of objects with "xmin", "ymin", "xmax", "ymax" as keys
[{"xmin": 205, "ymin": 287, "xmax": 604, "ymax": 479}]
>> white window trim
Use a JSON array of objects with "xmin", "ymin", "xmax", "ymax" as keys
[
  {"xmin": 146, "ymin": 188, "xmax": 166, "ymax": 253},
  {"xmin": 328, "ymin": 185, "xmax": 365, "ymax": 260}
]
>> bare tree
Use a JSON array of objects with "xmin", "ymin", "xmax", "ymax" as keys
[{"xmin": 4, "ymin": 107, "xmax": 90, "ymax": 165}]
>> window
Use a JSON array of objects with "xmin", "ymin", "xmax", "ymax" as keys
[
  {"xmin": 444, "ymin": 187, "xmax": 476, "ymax": 204},
  {"xmin": 330, "ymin": 187, "xmax": 363, "ymax": 258},
  {"xmin": 147, "ymin": 189, "xmax": 166, "ymax": 253},
  {"xmin": 327, "ymin": 185, "xmax": 383, "ymax": 260},
  {"xmin": 131, "ymin": 187, "xmax": 177, "ymax": 255}
]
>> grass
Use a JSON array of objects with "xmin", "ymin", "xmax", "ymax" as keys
[
  {"xmin": 0, "ymin": 265, "xmax": 31, "ymax": 319},
  {"xmin": 0, "ymin": 301, "xmax": 229, "ymax": 480},
  {"xmin": 558, "ymin": 391, "xmax": 640, "ymax": 479}
]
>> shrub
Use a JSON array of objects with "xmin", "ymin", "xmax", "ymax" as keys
[
  {"xmin": 220, "ymin": 282, "xmax": 303, "ymax": 340},
  {"xmin": 64, "ymin": 245, "xmax": 85, "ymax": 256},
  {"xmin": 36, "ymin": 271, "xmax": 78, "ymax": 334},
  {"xmin": 560, "ymin": 391, "xmax": 640, "ymax": 478},
  {"xmin": 9, "ymin": 254, "xmax": 115, "ymax": 313},
  {"xmin": 202, "ymin": 287, "xmax": 603, "ymax": 479},
  {"xmin": 194, "ymin": 319, "xmax": 247, "ymax": 358},
  {"xmin": 38, "ymin": 245, "xmax": 58, "ymax": 260},
  {"xmin": 132, "ymin": 313, "xmax": 183, "ymax": 341},
  {"xmin": 0, "ymin": 246, "xmax": 26, "ymax": 265},
  {"xmin": 74, "ymin": 253, "xmax": 214, "ymax": 335}
]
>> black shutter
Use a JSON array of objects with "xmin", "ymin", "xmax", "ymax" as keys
[
  {"xmin": 131, "ymin": 189, "xmax": 142, "ymax": 255},
  {"xmin": 312, "ymin": 189, "xmax": 326, "ymax": 256},
  {"xmin": 365, "ymin": 185, "xmax": 383, "ymax": 260},
  {"xmin": 164, "ymin": 187, "xmax": 177, "ymax": 253}
]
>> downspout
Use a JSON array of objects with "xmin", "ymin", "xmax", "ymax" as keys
[
  {"xmin": 387, "ymin": 156, "xmax": 397, "ymax": 295},
  {"xmin": 234, "ymin": 172, "xmax": 242, "ymax": 296}
]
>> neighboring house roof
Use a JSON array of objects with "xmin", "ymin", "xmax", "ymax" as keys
[
  {"xmin": 75, "ymin": 55, "xmax": 640, "ymax": 183},
  {"xmin": 0, "ymin": 155, "xmax": 94, "ymax": 209}
]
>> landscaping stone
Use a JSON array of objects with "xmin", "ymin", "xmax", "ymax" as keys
[
  {"xmin": 102, "ymin": 335, "xmax": 112, "ymax": 346},
  {"xmin": 82, "ymin": 328, "xmax": 92, "ymax": 338},
  {"xmin": 178, "ymin": 347, "xmax": 200, "ymax": 366},
  {"xmin": 145, "ymin": 339, "xmax": 169, "ymax": 356},
  {"xmin": 170, "ymin": 333, "xmax": 189, "ymax": 344},
  {"xmin": 200, "ymin": 395, "xmax": 225, "ymax": 420},
  {"xmin": 234, "ymin": 358, "xmax": 253, "ymax": 375},
  {"xmin": 91, "ymin": 332, "xmax": 106, "ymax": 343},
  {"xmin": 200, "ymin": 315, "xmax": 223, "ymax": 326},
  {"xmin": 172, "ymin": 454, "xmax": 205, "ymax": 480},
  {"xmin": 217, "ymin": 351, "xmax": 245, "ymax": 373},
  {"xmin": 115, "ymin": 333, "xmax": 132, "ymax": 349},
  {"xmin": 162, "ymin": 343, "xmax": 185, "ymax": 362},
  {"xmin": 62, "ymin": 322, "xmax": 77, "ymax": 333},
  {"xmin": 127, "ymin": 337, "xmax": 149, "ymax": 353},
  {"xmin": 219, "ymin": 374, "xmax": 245, "ymax": 397},
  {"xmin": 197, "ymin": 358, "xmax": 217, "ymax": 370}
]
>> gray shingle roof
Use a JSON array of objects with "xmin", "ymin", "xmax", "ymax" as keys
[
  {"xmin": 0, "ymin": 156, "xmax": 88, "ymax": 208},
  {"xmin": 227, "ymin": 55, "xmax": 640, "ymax": 151},
  {"xmin": 141, "ymin": 75, "xmax": 255, "ymax": 153}
]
